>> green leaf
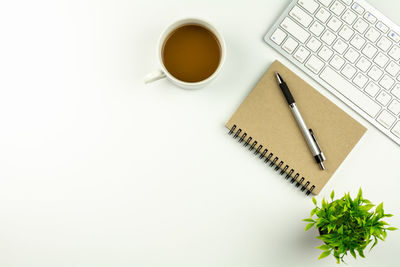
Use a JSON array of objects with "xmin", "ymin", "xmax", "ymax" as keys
[
  {"xmin": 387, "ymin": 227, "xmax": 398, "ymax": 231},
  {"xmin": 312, "ymin": 197, "xmax": 317, "ymax": 205},
  {"xmin": 382, "ymin": 230, "xmax": 387, "ymax": 239},
  {"xmin": 369, "ymin": 237, "xmax": 378, "ymax": 251},
  {"xmin": 318, "ymin": 250, "xmax": 331, "ymax": 260},
  {"xmin": 303, "ymin": 218, "xmax": 315, "ymax": 223},
  {"xmin": 376, "ymin": 202, "xmax": 384, "ymax": 213},
  {"xmin": 317, "ymin": 217, "xmax": 328, "ymax": 225},
  {"xmin": 310, "ymin": 208, "xmax": 317, "ymax": 216},
  {"xmin": 330, "ymin": 190, "xmax": 335, "ymax": 200},
  {"xmin": 370, "ymin": 227, "xmax": 375, "ymax": 235},
  {"xmin": 363, "ymin": 199, "xmax": 372, "ymax": 204},
  {"xmin": 350, "ymin": 249, "xmax": 356, "ymax": 259},
  {"xmin": 384, "ymin": 213, "xmax": 393, "ymax": 217},
  {"xmin": 316, "ymin": 244, "xmax": 331, "ymax": 250},
  {"xmin": 322, "ymin": 198, "xmax": 327, "ymax": 208},
  {"xmin": 305, "ymin": 222, "xmax": 315, "ymax": 231},
  {"xmin": 360, "ymin": 204, "xmax": 375, "ymax": 211},
  {"xmin": 316, "ymin": 209, "xmax": 324, "ymax": 217},
  {"xmin": 333, "ymin": 250, "xmax": 340, "ymax": 259},
  {"xmin": 357, "ymin": 187, "xmax": 362, "ymax": 200},
  {"xmin": 358, "ymin": 249, "xmax": 365, "ymax": 258}
]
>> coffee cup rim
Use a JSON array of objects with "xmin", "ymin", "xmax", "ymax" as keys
[{"xmin": 157, "ymin": 17, "xmax": 226, "ymax": 87}]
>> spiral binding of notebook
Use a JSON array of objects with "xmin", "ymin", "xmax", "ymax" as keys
[{"xmin": 228, "ymin": 124, "xmax": 315, "ymax": 196}]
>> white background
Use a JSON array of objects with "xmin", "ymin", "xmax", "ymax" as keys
[{"xmin": 0, "ymin": 0, "xmax": 399, "ymax": 266}]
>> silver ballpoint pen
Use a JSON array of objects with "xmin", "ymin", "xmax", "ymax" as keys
[{"xmin": 275, "ymin": 72, "xmax": 326, "ymax": 170}]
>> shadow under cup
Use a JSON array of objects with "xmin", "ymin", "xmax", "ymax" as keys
[{"xmin": 161, "ymin": 23, "xmax": 222, "ymax": 83}]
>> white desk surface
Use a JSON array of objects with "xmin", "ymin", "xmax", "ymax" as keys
[{"xmin": 0, "ymin": 0, "xmax": 399, "ymax": 266}]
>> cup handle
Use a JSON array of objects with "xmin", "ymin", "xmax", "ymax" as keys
[{"xmin": 144, "ymin": 69, "xmax": 166, "ymax": 84}]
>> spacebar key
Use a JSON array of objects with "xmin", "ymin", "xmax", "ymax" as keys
[{"xmin": 320, "ymin": 67, "xmax": 381, "ymax": 117}]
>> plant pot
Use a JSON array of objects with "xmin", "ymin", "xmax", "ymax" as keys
[{"xmin": 318, "ymin": 228, "xmax": 325, "ymax": 236}]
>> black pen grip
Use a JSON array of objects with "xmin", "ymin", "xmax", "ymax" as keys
[{"xmin": 279, "ymin": 82, "xmax": 295, "ymax": 105}]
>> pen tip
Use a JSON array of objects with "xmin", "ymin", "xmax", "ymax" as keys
[
  {"xmin": 319, "ymin": 162, "xmax": 326, "ymax": 171},
  {"xmin": 275, "ymin": 72, "xmax": 282, "ymax": 83}
]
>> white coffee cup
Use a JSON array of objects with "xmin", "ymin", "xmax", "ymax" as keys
[{"xmin": 144, "ymin": 17, "xmax": 226, "ymax": 89}]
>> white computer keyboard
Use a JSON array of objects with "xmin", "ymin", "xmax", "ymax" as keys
[{"xmin": 265, "ymin": 0, "xmax": 400, "ymax": 146}]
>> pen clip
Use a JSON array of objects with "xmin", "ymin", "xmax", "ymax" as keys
[{"xmin": 309, "ymin": 129, "xmax": 325, "ymax": 161}]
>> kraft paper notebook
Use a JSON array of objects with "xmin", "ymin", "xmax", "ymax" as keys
[{"xmin": 226, "ymin": 60, "xmax": 367, "ymax": 195}]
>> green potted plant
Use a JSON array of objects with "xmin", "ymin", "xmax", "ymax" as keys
[{"xmin": 303, "ymin": 188, "xmax": 397, "ymax": 264}]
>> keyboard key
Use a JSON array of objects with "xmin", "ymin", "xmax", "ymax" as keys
[
  {"xmin": 365, "ymin": 82, "xmax": 380, "ymax": 97},
  {"xmin": 351, "ymin": 2, "xmax": 364, "ymax": 15},
  {"xmin": 344, "ymin": 47, "xmax": 360, "ymax": 63},
  {"xmin": 339, "ymin": 25, "xmax": 354, "ymax": 40},
  {"xmin": 350, "ymin": 34, "xmax": 366, "ymax": 49},
  {"xmin": 310, "ymin": 21, "xmax": 325, "ymax": 36},
  {"xmin": 280, "ymin": 17, "xmax": 310, "ymax": 43},
  {"xmin": 318, "ymin": 46, "xmax": 334, "ymax": 60},
  {"xmin": 316, "ymin": 7, "xmax": 331, "ymax": 23},
  {"xmin": 388, "ymin": 100, "xmax": 400, "ymax": 115},
  {"xmin": 365, "ymin": 27, "xmax": 380, "ymax": 42},
  {"xmin": 388, "ymin": 31, "xmax": 400, "ymax": 43},
  {"xmin": 392, "ymin": 84, "xmax": 400, "ymax": 99},
  {"xmin": 305, "ymin": 55, "xmax": 325, "ymax": 74},
  {"xmin": 306, "ymin": 37, "xmax": 322, "ymax": 52},
  {"xmin": 377, "ymin": 36, "xmax": 393, "ymax": 51},
  {"xmin": 290, "ymin": 6, "xmax": 313, "ymax": 27},
  {"xmin": 310, "ymin": 21, "xmax": 325, "ymax": 39},
  {"xmin": 330, "ymin": 54, "xmax": 345, "ymax": 70},
  {"xmin": 392, "ymin": 121, "xmax": 400, "ymax": 138},
  {"xmin": 368, "ymin": 65, "xmax": 383, "ymax": 81},
  {"xmin": 270, "ymin": 28, "xmax": 287, "ymax": 45},
  {"xmin": 363, "ymin": 12, "xmax": 377, "ymax": 24},
  {"xmin": 318, "ymin": 0, "xmax": 333, "ymax": 7},
  {"xmin": 327, "ymin": 16, "xmax": 343, "ymax": 31},
  {"xmin": 342, "ymin": 9, "xmax": 357, "ymax": 24},
  {"xmin": 376, "ymin": 91, "xmax": 392, "ymax": 106},
  {"xmin": 293, "ymin": 46, "xmax": 311, "ymax": 63},
  {"xmin": 353, "ymin": 73, "xmax": 368, "ymax": 88},
  {"xmin": 353, "ymin": 18, "xmax": 369, "ymax": 34},
  {"xmin": 376, "ymin": 110, "xmax": 396, "ymax": 128},
  {"xmin": 341, "ymin": 64, "xmax": 357, "ymax": 79},
  {"xmin": 356, "ymin": 57, "xmax": 371, "ymax": 72},
  {"xmin": 341, "ymin": 0, "xmax": 352, "ymax": 5},
  {"xmin": 373, "ymin": 52, "xmax": 389, "ymax": 68},
  {"xmin": 388, "ymin": 45, "xmax": 400, "ymax": 60},
  {"xmin": 298, "ymin": 0, "xmax": 319, "ymax": 14},
  {"xmin": 386, "ymin": 61, "xmax": 400, "ymax": 77},
  {"xmin": 321, "ymin": 29, "xmax": 336, "ymax": 45},
  {"xmin": 379, "ymin": 74, "xmax": 395, "ymax": 90},
  {"xmin": 362, "ymin": 43, "xmax": 378, "ymax": 58},
  {"xmin": 320, "ymin": 66, "xmax": 381, "ymax": 117},
  {"xmin": 282, "ymin": 37, "xmax": 299, "ymax": 54},
  {"xmin": 330, "ymin": 1, "xmax": 345, "ymax": 16},
  {"xmin": 333, "ymin": 38, "xmax": 348, "ymax": 54},
  {"xmin": 376, "ymin": 21, "xmax": 389, "ymax": 33}
]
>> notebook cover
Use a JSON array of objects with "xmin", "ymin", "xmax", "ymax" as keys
[{"xmin": 226, "ymin": 60, "xmax": 367, "ymax": 194}]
